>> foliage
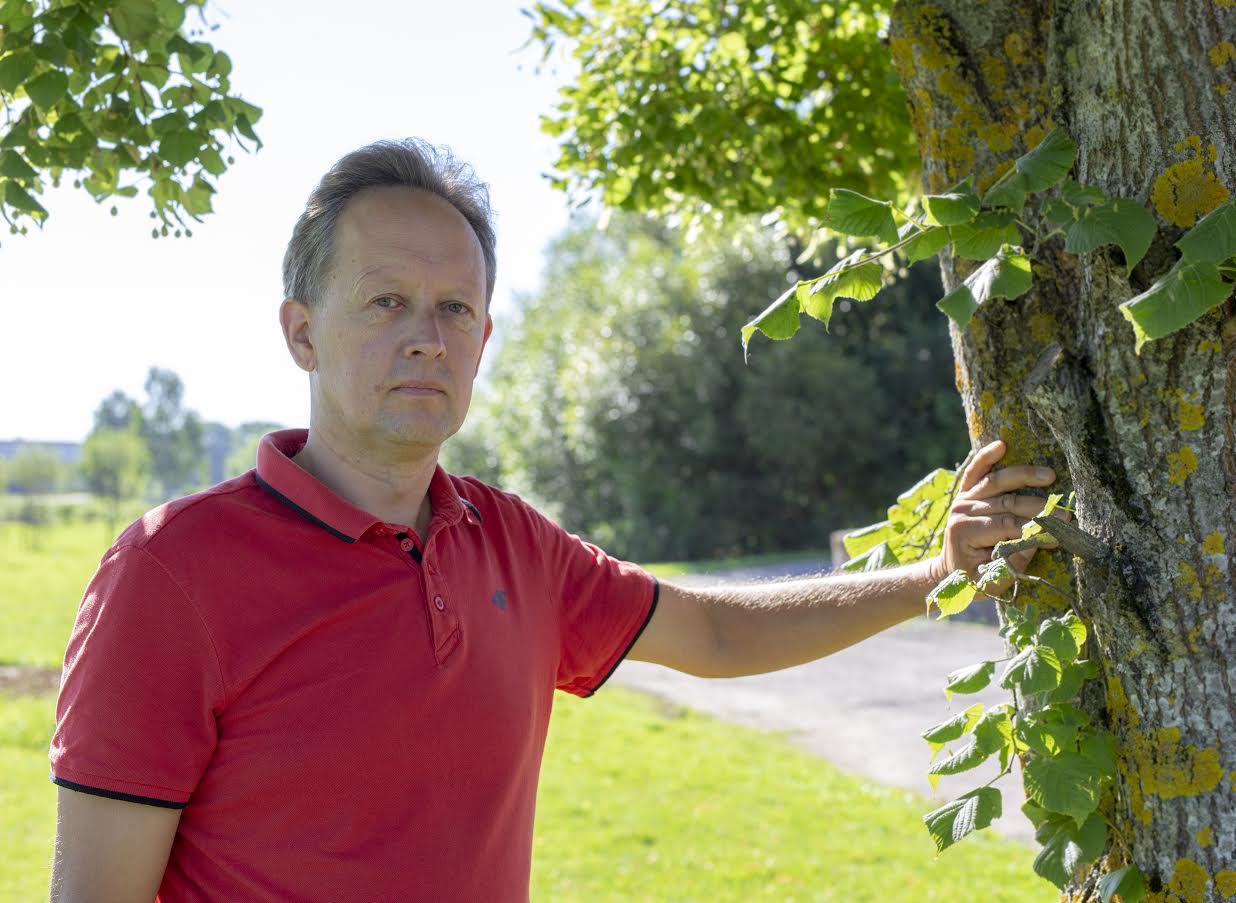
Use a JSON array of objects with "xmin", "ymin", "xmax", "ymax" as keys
[
  {"xmin": 0, "ymin": 0, "xmax": 262, "ymax": 235},
  {"xmin": 139, "ymin": 366, "xmax": 203, "ymax": 495},
  {"xmin": 92, "ymin": 388, "xmax": 142, "ymax": 433},
  {"xmin": 3, "ymin": 443, "xmax": 62, "ymax": 493},
  {"xmin": 448, "ymin": 212, "xmax": 967, "ymax": 562},
  {"xmin": 78, "ymin": 427, "xmax": 149, "ymax": 533},
  {"xmin": 742, "ymin": 130, "xmax": 1236, "ymax": 356},
  {"xmin": 524, "ymin": 0, "xmax": 918, "ymax": 243}
]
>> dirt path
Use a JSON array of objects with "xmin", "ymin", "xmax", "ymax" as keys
[
  {"xmin": 0, "ymin": 665, "xmax": 60, "ymax": 696},
  {"xmin": 611, "ymin": 564, "xmax": 1035, "ymax": 844}
]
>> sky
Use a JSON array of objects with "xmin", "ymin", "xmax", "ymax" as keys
[{"xmin": 0, "ymin": 0, "xmax": 576, "ymax": 442}]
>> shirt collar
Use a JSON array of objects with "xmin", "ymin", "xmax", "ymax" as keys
[{"xmin": 255, "ymin": 429, "xmax": 476, "ymax": 543}]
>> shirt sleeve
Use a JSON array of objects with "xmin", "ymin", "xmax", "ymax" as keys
[
  {"xmin": 534, "ymin": 513, "xmax": 660, "ymax": 698},
  {"xmin": 48, "ymin": 544, "xmax": 225, "ymax": 808}
]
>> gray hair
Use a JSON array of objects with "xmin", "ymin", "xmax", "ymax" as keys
[{"xmin": 282, "ymin": 138, "xmax": 497, "ymax": 306}]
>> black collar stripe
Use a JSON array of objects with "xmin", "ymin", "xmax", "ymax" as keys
[
  {"xmin": 461, "ymin": 499, "xmax": 484, "ymax": 524},
  {"xmin": 255, "ymin": 473, "xmax": 357, "ymax": 544}
]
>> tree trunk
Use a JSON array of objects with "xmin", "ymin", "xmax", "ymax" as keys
[{"xmin": 889, "ymin": 1, "xmax": 1236, "ymax": 899}]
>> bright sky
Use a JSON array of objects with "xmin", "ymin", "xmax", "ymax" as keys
[{"xmin": 0, "ymin": 0, "xmax": 573, "ymax": 442}]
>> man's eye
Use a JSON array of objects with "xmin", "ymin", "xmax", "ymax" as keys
[
  {"xmin": 445, "ymin": 301, "xmax": 471, "ymax": 315},
  {"xmin": 373, "ymin": 296, "xmax": 400, "ymax": 309}
]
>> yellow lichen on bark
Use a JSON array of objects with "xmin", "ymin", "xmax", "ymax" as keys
[
  {"xmin": 1197, "ymin": 825, "xmax": 1214, "ymax": 848},
  {"xmin": 1168, "ymin": 859, "xmax": 1211, "ymax": 903},
  {"xmin": 1209, "ymin": 41, "xmax": 1236, "ymax": 67},
  {"xmin": 1202, "ymin": 531, "xmax": 1225, "ymax": 555},
  {"xmin": 1215, "ymin": 869, "xmax": 1236, "ymax": 899},
  {"xmin": 1150, "ymin": 135, "xmax": 1232, "ymax": 228},
  {"xmin": 1125, "ymin": 727, "xmax": 1225, "ymax": 823},
  {"xmin": 1177, "ymin": 561, "xmax": 1204, "ymax": 602},
  {"xmin": 1166, "ymin": 446, "xmax": 1199, "ymax": 485}
]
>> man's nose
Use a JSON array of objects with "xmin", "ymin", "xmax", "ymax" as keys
[{"xmin": 402, "ymin": 309, "xmax": 446, "ymax": 358}]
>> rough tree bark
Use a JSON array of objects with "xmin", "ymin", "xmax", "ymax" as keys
[{"xmin": 888, "ymin": 2, "xmax": 1235, "ymax": 899}]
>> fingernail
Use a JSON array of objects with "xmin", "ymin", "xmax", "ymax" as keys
[{"xmin": 1037, "ymin": 468, "xmax": 1054, "ymax": 480}]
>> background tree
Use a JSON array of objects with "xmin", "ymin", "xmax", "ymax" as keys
[
  {"xmin": 78, "ymin": 427, "xmax": 149, "ymax": 538},
  {"xmin": 530, "ymin": 1, "xmax": 1236, "ymax": 898},
  {"xmin": 0, "ymin": 0, "xmax": 261, "ymax": 236},
  {"xmin": 92, "ymin": 389, "xmax": 143, "ymax": 433},
  {"xmin": 448, "ymin": 212, "xmax": 967, "ymax": 562},
  {"xmin": 139, "ymin": 365, "xmax": 202, "ymax": 496},
  {"xmin": 4, "ymin": 442, "xmax": 61, "ymax": 494},
  {"xmin": 223, "ymin": 420, "xmax": 282, "ymax": 478}
]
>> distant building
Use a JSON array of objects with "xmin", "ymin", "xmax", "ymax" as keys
[{"xmin": 0, "ymin": 439, "xmax": 83, "ymax": 465}]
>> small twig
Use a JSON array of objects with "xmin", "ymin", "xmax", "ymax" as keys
[{"xmin": 1030, "ymin": 515, "xmax": 1110, "ymax": 563}]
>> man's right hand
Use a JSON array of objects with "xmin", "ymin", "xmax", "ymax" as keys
[{"xmin": 50, "ymin": 785, "xmax": 181, "ymax": 902}]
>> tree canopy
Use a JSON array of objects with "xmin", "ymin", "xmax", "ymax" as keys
[
  {"xmin": 527, "ymin": 0, "xmax": 916, "ymax": 245},
  {"xmin": 0, "ymin": 0, "xmax": 261, "ymax": 235}
]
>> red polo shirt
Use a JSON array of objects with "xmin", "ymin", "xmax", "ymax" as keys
[{"xmin": 49, "ymin": 429, "xmax": 658, "ymax": 902}]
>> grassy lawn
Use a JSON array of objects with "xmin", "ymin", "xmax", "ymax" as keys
[
  {"xmin": 0, "ymin": 518, "xmax": 121, "ymax": 669},
  {"xmin": 3, "ymin": 687, "xmax": 1051, "ymax": 903}
]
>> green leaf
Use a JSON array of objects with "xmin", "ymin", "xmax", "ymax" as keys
[
  {"xmin": 1175, "ymin": 196, "xmax": 1236, "ymax": 263},
  {"xmin": 842, "ymin": 521, "xmax": 895, "ymax": 558},
  {"xmin": 825, "ymin": 189, "xmax": 899, "ymax": 244},
  {"xmin": 1065, "ymin": 198, "xmax": 1156, "ymax": 274},
  {"xmin": 1000, "ymin": 644, "xmax": 1063, "ymax": 695},
  {"xmin": 922, "ymin": 703, "xmax": 985, "ymax": 759},
  {"xmin": 1080, "ymin": 730, "xmax": 1117, "ymax": 774},
  {"xmin": 1119, "ymin": 260, "xmax": 1233, "ymax": 353},
  {"xmin": 937, "ymin": 244, "xmax": 1033, "ymax": 328},
  {"xmin": 1061, "ymin": 180, "xmax": 1108, "ymax": 207},
  {"xmin": 927, "ymin": 739, "xmax": 994, "ymax": 793},
  {"xmin": 108, "ymin": 0, "xmax": 162, "ymax": 42},
  {"xmin": 800, "ymin": 248, "xmax": 883, "ymax": 328},
  {"xmin": 975, "ymin": 557, "xmax": 1012, "ymax": 592},
  {"xmin": 182, "ymin": 175, "xmax": 215, "ymax": 217},
  {"xmin": 896, "ymin": 221, "xmax": 950, "ymax": 263},
  {"xmin": 4, "ymin": 180, "xmax": 48, "ymax": 219},
  {"xmin": 949, "ymin": 212, "xmax": 1022, "ymax": 260},
  {"xmin": 0, "ymin": 49, "xmax": 37, "ymax": 92},
  {"xmin": 973, "ymin": 706, "xmax": 1014, "ymax": 756},
  {"xmin": 924, "ymin": 178, "xmax": 981, "ymax": 226},
  {"xmin": 1099, "ymin": 866, "xmax": 1146, "ymax": 903},
  {"xmin": 927, "ymin": 569, "xmax": 978, "ymax": 618},
  {"xmin": 988, "ymin": 127, "xmax": 1077, "ymax": 211},
  {"xmin": 1019, "ymin": 717, "xmax": 1079, "ymax": 757},
  {"xmin": 943, "ymin": 660, "xmax": 996, "ymax": 700},
  {"xmin": 1023, "ymin": 753, "xmax": 1104, "ymax": 826},
  {"xmin": 25, "ymin": 68, "xmax": 69, "ymax": 110},
  {"xmin": 741, "ymin": 284, "xmax": 801, "ymax": 355},
  {"xmin": 159, "ymin": 129, "xmax": 202, "ymax": 168},
  {"xmin": 0, "ymin": 150, "xmax": 38, "ymax": 181},
  {"xmin": 1033, "ymin": 812, "xmax": 1107, "ymax": 889},
  {"xmin": 923, "ymin": 787, "xmax": 1002, "ymax": 853},
  {"xmin": 1037, "ymin": 615, "xmax": 1085, "ymax": 666}
]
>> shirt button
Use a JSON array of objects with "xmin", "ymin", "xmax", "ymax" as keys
[
  {"xmin": 434, "ymin": 595, "xmax": 446, "ymax": 611},
  {"xmin": 400, "ymin": 538, "xmax": 415, "ymax": 552}
]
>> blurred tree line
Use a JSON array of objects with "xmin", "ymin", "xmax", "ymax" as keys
[
  {"xmin": 3, "ymin": 367, "xmax": 278, "ymax": 535},
  {"xmin": 443, "ymin": 213, "xmax": 969, "ymax": 563}
]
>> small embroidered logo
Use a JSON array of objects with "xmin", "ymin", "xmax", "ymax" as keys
[{"xmin": 492, "ymin": 589, "xmax": 508, "ymax": 611}]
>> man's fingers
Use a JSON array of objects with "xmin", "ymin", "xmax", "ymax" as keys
[
  {"xmin": 966, "ymin": 464, "xmax": 1056, "ymax": 500},
  {"xmin": 959, "ymin": 440, "xmax": 1007, "ymax": 493},
  {"xmin": 958, "ymin": 494, "xmax": 1068, "ymax": 519}
]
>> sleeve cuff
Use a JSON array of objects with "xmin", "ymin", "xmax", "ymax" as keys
[
  {"xmin": 49, "ymin": 772, "xmax": 189, "ymax": 809},
  {"xmin": 581, "ymin": 576, "xmax": 660, "ymax": 698}
]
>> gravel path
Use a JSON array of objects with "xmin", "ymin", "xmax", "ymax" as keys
[{"xmin": 610, "ymin": 562, "xmax": 1035, "ymax": 844}]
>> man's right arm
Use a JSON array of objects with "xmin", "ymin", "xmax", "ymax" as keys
[{"xmin": 50, "ymin": 786, "xmax": 182, "ymax": 903}]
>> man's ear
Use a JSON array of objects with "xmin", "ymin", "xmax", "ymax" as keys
[
  {"xmin": 280, "ymin": 297, "xmax": 316, "ymax": 373},
  {"xmin": 474, "ymin": 313, "xmax": 494, "ymax": 376}
]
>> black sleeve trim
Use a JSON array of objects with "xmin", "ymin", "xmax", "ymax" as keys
[
  {"xmin": 584, "ymin": 577, "xmax": 660, "ymax": 698},
  {"xmin": 50, "ymin": 774, "xmax": 188, "ymax": 810}
]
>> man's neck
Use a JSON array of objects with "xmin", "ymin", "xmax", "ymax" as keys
[{"xmin": 292, "ymin": 427, "xmax": 438, "ymax": 538}]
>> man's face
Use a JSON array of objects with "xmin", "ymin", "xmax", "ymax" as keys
[{"xmin": 283, "ymin": 185, "xmax": 493, "ymax": 455}]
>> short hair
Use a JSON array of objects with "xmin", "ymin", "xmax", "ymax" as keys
[{"xmin": 282, "ymin": 138, "xmax": 497, "ymax": 306}]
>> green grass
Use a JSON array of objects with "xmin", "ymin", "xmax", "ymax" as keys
[
  {"xmin": 642, "ymin": 549, "xmax": 829, "ymax": 579},
  {"xmin": 0, "ymin": 693, "xmax": 57, "ymax": 902},
  {"xmin": 3, "ymin": 688, "xmax": 1051, "ymax": 903},
  {"xmin": 0, "ymin": 519, "xmax": 123, "ymax": 669}
]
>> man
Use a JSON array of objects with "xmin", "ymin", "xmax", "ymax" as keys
[{"xmin": 48, "ymin": 139, "xmax": 1063, "ymax": 902}]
